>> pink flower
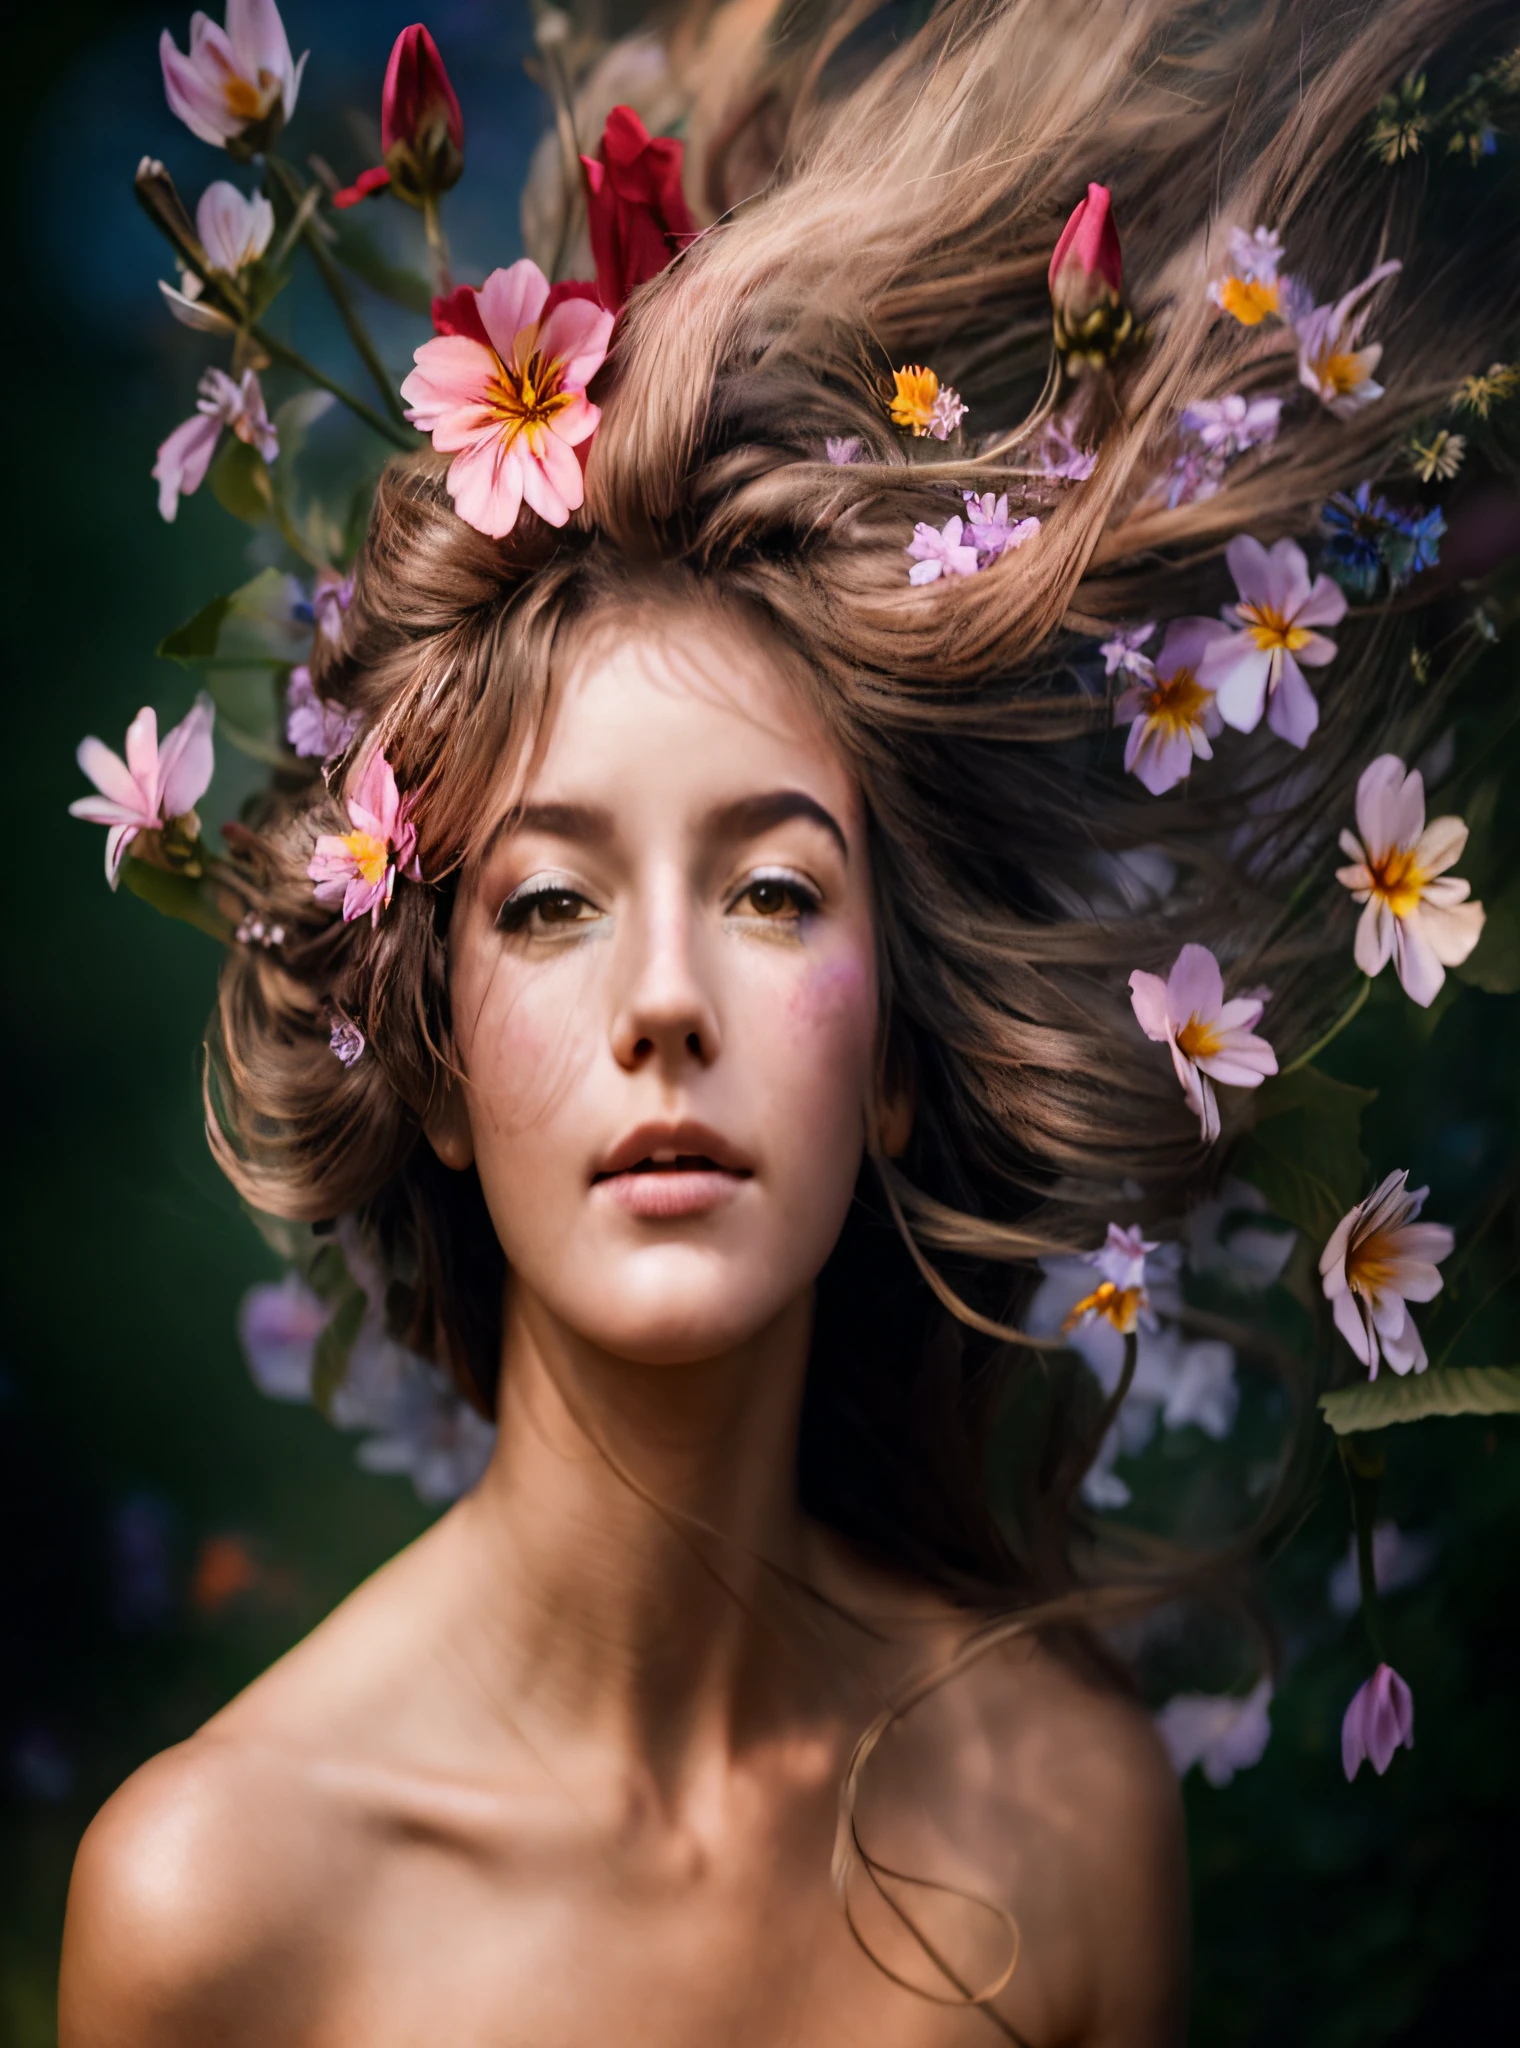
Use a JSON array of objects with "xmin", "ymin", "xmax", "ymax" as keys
[
  {"xmin": 310, "ymin": 570, "xmax": 354, "ymax": 645},
  {"xmin": 307, "ymin": 749, "xmax": 421, "ymax": 925},
  {"xmin": 1295, "ymin": 260, "xmax": 1402, "ymax": 417},
  {"xmin": 825, "ymin": 436, "xmax": 864, "ymax": 464},
  {"xmin": 905, "ymin": 514, "xmax": 980, "ymax": 585},
  {"xmin": 1062, "ymin": 1223, "xmax": 1161, "ymax": 1337},
  {"xmin": 1158, "ymin": 1678, "xmax": 1273, "ymax": 1787},
  {"xmin": 1049, "ymin": 182, "xmax": 1123, "ymax": 308},
  {"xmin": 160, "ymin": 0, "xmax": 306, "ymax": 155},
  {"xmin": 928, "ymin": 387, "xmax": 969, "ymax": 439},
  {"xmin": 69, "ymin": 696, "xmax": 215, "ymax": 886},
  {"xmin": 1129, "ymin": 943, "xmax": 1277, "ymax": 1143},
  {"xmin": 285, "ymin": 666, "xmax": 359, "ymax": 762},
  {"xmin": 400, "ymin": 261, "xmax": 614, "ymax": 539},
  {"xmin": 153, "ymin": 367, "xmax": 278, "ymax": 522},
  {"xmin": 1198, "ymin": 535, "xmax": 1346, "ymax": 749},
  {"xmin": 1030, "ymin": 416, "xmax": 1097, "ymax": 480},
  {"xmin": 330, "ymin": 1016, "xmax": 366, "ymax": 1066},
  {"xmin": 334, "ymin": 24, "xmax": 464, "ymax": 210},
  {"xmin": 196, "ymin": 180, "xmax": 273, "ymax": 273},
  {"xmin": 1117, "ymin": 617, "xmax": 1230, "ymax": 796},
  {"xmin": 1335, "ymin": 755, "xmax": 1485, "ymax": 1007},
  {"xmin": 1098, "ymin": 621, "xmax": 1155, "ymax": 678},
  {"xmin": 962, "ymin": 493, "xmax": 1040, "ymax": 563},
  {"xmin": 1341, "ymin": 1664, "xmax": 1414, "ymax": 1780},
  {"xmin": 1319, "ymin": 1169, "xmax": 1453, "ymax": 1378}
]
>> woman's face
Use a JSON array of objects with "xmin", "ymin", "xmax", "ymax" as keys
[{"xmin": 438, "ymin": 605, "xmax": 889, "ymax": 1366}]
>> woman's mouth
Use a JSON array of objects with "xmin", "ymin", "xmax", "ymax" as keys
[{"xmin": 591, "ymin": 1130, "xmax": 753, "ymax": 1219}]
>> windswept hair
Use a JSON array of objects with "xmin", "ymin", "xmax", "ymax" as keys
[{"xmin": 210, "ymin": 0, "xmax": 1517, "ymax": 1604}]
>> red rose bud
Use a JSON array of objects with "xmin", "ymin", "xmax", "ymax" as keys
[
  {"xmin": 1048, "ymin": 182, "xmax": 1133, "ymax": 375},
  {"xmin": 334, "ymin": 24, "xmax": 463, "ymax": 211},
  {"xmin": 580, "ymin": 106, "xmax": 697, "ymax": 312}
]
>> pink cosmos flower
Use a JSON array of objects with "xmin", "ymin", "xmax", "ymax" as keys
[
  {"xmin": 1341, "ymin": 1664, "xmax": 1414, "ymax": 1780},
  {"xmin": 1335, "ymin": 754, "xmax": 1485, "ymax": 1006},
  {"xmin": 285, "ymin": 666, "xmax": 360, "ymax": 762},
  {"xmin": 1098, "ymin": 621, "xmax": 1155, "ymax": 678},
  {"xmin": 1319, "ymin": 1169, "xmax": 1453, "ymax": 1378},
  {"xmin": 400, "ymin": 261, "xmax": 614, "ymax": 539},
  {"xmin": 307, "ymin": 749, "xmax": 421, "ymax": 925},
  {"xmin": 906, "ymin": 514, "xmax": 980, "ymax": 584},
  {"xmin": 1117, "ymin": 617, "xmax": 1230, "ymax": 796},
  {"xmin": 160, "ymin": 0, "xmax": 307, "ymax": 153},
  {"xmin": 196, "ymin": 179, "xmax": 273, "ymax": 273},
  {"xmin": 1129, "ymin": 943, "xmax": 1277, "ymax": 1143},
  {"xmin": 1295, "ymin": 260, "xmax": 1402, "ymax": 417},
  {"xmin": 1197, "ymin": 535, "xmax": 1346, "ymax": 749},
  {"xmin": 153, "ymin": 367, "xmax": 278, "ymax": 522},
  {"xmin": 69, "ymin": 696, "xmax": 216, "ymax": 886},
  {"xmin": 962, "ymin": 493, "xmax": 1040, "ymax": 563}
]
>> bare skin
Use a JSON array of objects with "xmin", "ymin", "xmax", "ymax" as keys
[{"xmin": 60, "ymin": 609, "xmax": 1187, "ymax": 2048}]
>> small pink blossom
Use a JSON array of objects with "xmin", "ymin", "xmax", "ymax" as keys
[
  {"xmin": 285, "ymin": 666, "xmax": 360, "ymax": 762},
  {"xmin": 906, "ymin": 514, "xmax": 980, "ymax": 584},
  {"xmin": 1295, "ymin": 260, "xmax": 1402, "ymax": 417},
  {"xmin": 330, "ymin": 1016, "xmax": 366, "ymax": 1066},
  {"xmin": 1030, "ymin": 416, "xmax": 1097, "ymax": 481},
  {"xmin": 400, "ymin": 261, "xmax": 614, "ymax": 539},
  {"xmin": 1116, "ymin": 617, "xmax": 1230, "ymax": 796},
  {"xmin": 1098, "ymin": 621, "xmax": 1155, "ymax": 678},
  {"xmin": 310, "ymin": 571, "xmax": 354, "ymax": 644},
  {"xmin": 962, "ymin": 492, "xmax": 1040, "ymax": 562},
  {"xmin": 1197, "ymin": 535, "xmax": 1346, "ymax": 749},
  {"xmin": 1341, "ymin": 1664, "xmax": 1414, "ymax": 1780},
  {"xmin": 153, "ymin": 367, "xmax": 278, "ymax": 522},
  {"xmin": 196, "ymin": 180, "xmax": 273, "ymax": 273},
  {"xmin": 1164, "ymin": 450, "xmax": 1225, "ymax": 508},
  {"xmin": 1158, "ymin": 1678, "xmax": 1273, "ymax": 1787},
  {"xmin": 160, "ymin": 0, "xmax": 306, "ymax": 153},
  {"xmin": 1129, "ymin": 943, "xmax": 1277, "ymax": 1143},
  {"xmin": 927, "ymin": 386, "xmax": 969, "ymax": 440},
  {"xmin": 307, "ymin": 749, "xmax": 421, "ymax": 925},
  {"xmin": 1180, "ymin": 393, "xmax": 1282, "ymax": 458},
  {"xmin": 1319, "ymin": 1169, "xmax": 1453, "ymax": 1378},
  {"xmin": 1062, "ymin": 1223, "xmax": 1162, "ymax": 1339},
  {"xmin": 825, "ymin": 436, "xmax": 864, "ymax": 465},
  {"xmin": 69, "ymin": 696, "xmax": 215, "ymax": 885},
  {"xmin": 1335, "ymin": 755, "xmax": 1484, "ymax": 1006}
]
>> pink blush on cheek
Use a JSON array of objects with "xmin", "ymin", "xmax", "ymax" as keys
[{"xmin": 786, "ymin": 952, "xmax": 875, "ymax": 1037}]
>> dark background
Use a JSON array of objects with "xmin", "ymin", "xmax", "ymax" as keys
[{"xmin": 3, "ymin": 4, "xmax": 1517, "ymax": 2043}]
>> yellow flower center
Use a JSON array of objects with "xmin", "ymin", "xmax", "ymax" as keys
[
  {"xmin": 1176, "ymin": 1013, "xmax": 1222, "ymax": 1062},
  {"xmin": 1063, "ymin": 1282, "xmax": 1145, "ymax": 1336},
  {"xmin": 222, "ymin": 68, "xmax": 278, "ymax": 122},
  {"xmin": 1143, "ymin": 664, "xmax": 1209, "ymax": 737},
  {"xmin": 889, "ymin": 365, "xmax": 941, "ymax": 435},
  {"xmin": 1346, "ymin": 1228, "xmax": 1399, "ymax": 1303},
  {"xmin": 1314, "ymin": 347, "xmax": 1363, "ymax": 398},
  {"xmin": 485, "ymin": 341, "xmax": 575, "ymax": 453},
  {"xmin": 1217, "ymin": 275, "xmax": 1280, "ymax": 326},
  {"xmin": 1239, "ymin": 602, "xmax": 1313, "ymax": 655},
  {"xmin": 1366, "ymin": 844, "xmax": 1427, "ymax": 919},
  {"xmin": 340, "ymin": 828, "xmax": 390, "ymax": 886}
]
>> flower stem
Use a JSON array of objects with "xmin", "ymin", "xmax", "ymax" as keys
[
  {"xmin": 1281, "ymin": 976, "xmax": 1372, "ymax": 1075},
  {"xmin": 252, "ymin": 327, "xmax": 413, "ymax": 449},
  {"xmin": 1092, "ymin": 1330, "xmax": 1139, "ymax": 1457},
  {"xmin": 1340, "ymin": 1434, "xmax": 1388, "ymax": 1664},
  {"xmin": 422, "ymin": 194, "xmax": 452, "ymax": 296}
]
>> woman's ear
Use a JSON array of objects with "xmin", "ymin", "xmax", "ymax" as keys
[{"xmin": 423, "ymin": 1068, "xmax": 475, "ymax": 1171}]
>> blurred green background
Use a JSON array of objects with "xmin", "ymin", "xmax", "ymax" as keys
[{"xmin": 3, "ymin": 5, "xmax": 1516, "ymax": 2044}]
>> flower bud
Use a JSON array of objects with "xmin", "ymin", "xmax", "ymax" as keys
[
  {"xmin": 334, "ymin": 24, "xmax": 464, "ymax": 211},
  {"xmin": 1049, "ymin": 182, "xmax": 1133, "ymax": 375},
  {"xmin": 1341, "ymin": 1663, "xmax": 1415, "ymax": 1780}
]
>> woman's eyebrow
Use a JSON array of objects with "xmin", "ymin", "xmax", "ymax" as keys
[
  {"xmin": 484, "ymin": 800, "xmax": 614, "ymax": 858},
  {"xmin": 709, "ymin": 790, "xmax": 849, "ymax": 859}
]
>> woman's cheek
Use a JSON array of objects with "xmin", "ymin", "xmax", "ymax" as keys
[
  {"xmin": 464, "ymin": 969, "xmax": 601, "ymax": 1148},
  {"xmin": 780, "ymin": 946, "xmax": 878, "ymax": 1103}
]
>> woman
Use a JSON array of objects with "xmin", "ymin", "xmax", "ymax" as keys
[{"xmin": 58, "ymin": 0, "xmax": 1514, "ymax": 2039}]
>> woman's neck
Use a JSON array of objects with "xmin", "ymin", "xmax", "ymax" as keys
[{"xmin": 443, "ymin": 1279, "xmax": 834, "ymax": 1790}]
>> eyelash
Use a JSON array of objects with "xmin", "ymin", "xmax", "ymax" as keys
[
  {"xmin": 495, "ymin": 868, "xmax": 823, "ymax": 935},
  {"xmin": 495, "ymin": 882, "xmax": 596, "ymax": 934},
  {"xmin": 726, "ymin": 869, "xmax": 821, "ymax": 922}
]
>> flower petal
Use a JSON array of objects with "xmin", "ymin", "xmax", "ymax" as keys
[
  {"xmin": 476, "ymin": 262, "xmax": 551, "ymax": 362},
  {"xmin": 1265, "ymin": 654, "xmax": 1319, "ymax": 748}
]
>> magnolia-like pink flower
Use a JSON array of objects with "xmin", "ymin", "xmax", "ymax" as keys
[
  {"xmin": 1341, "ymin": 1664, "xmax": 1414, "ymax": 1780},
  {"xmin": 69, "ymin": 697, "xmax": 215, "ymax": 885},
  {"xmin": 307, "ymin": 749, "xmax": 421, "ymax": 925},
  {"xmin": 1335, "ymin": 755, "xmax": 1485, "ymax": 1006},
  {"xmin": 285, "ymin": 666, "xmax": 359, "ymax": 761},
  {"xmin": 153, "ymin": 367, "xmax": 278, "ymax": 522},
  {"xmin": 1319, "ymin": 1169, "xmax": 1453, "ymax": 1377},
  {"xmin": 334, "ymin": 24, "xmax": 464, "ymax": 210},
  {"xmin": 196, "ymin": 179, "xmax": 274, "ymax": 273},
  {"xmin": 401, "ymin": 261, "xmax": 614, "ymax": 539},
  {"xmin": 906, "ymin": 514, "xmax": 980, "ymax": 584},
  {"xmin": 160, "ymin": 0, "xmax": 306, "ymax": 154},
  {"xmin": 962, "ymin": 493, "xmax": 1040, "ymax": 563},
  {"xmin": 1198, "ymin": 535, "xmax": 1346, "ymax": 749},
  {"xmin": 1295, "ymin": 260, "xmax": 1401, "ymax": 417},
  {"xmin": 1099, "ymin": 621, "xmax": 1155, "ymax": 678},
  {"xmin": 1117, "ymin": 617, "xmax": 1230, "ymax": 796},
  {"xmin": 1129, "ymin": 943, "xmax": 1277, "ymax": 1143}
]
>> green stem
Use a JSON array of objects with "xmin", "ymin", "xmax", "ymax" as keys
[
  {"xmin": 1092, "ymin": 1331, "xmax": 1140, "ymax": 1459},
  {"xmin": 253, "ymin": 326, "xmax": 413, "ymax": 449},
  {"xmin": 267, "ymin": 157, "xmax": 410, "ymax": 429},
  {"xmin": 422, "ymin": 194, "xmax": 452, "ymax": 296},
  {"xmin": 1281, "ymin": 976, "xmax": 1372, "ymax": 1075}
]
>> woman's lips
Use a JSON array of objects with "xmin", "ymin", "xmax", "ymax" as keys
[{"xmin": 592, "ymin": 1157, "xmax": 750, "ymax": 1219}]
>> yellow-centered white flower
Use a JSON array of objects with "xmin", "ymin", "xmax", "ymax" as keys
[
  {"xmin": 1319, "ymin": 1170, "xmax": 1453, "ymax": 1378},
  {"xmin": 1336, "ymin": 755, "xmax": 1484, "ymax": 1007}
]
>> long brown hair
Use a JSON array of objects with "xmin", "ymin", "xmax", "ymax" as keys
[{"xmin": 209, "ymin": 0, "xmax": 1517, "ymax": 1609}]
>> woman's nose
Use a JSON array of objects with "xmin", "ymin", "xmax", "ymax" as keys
[{"xmin": 609, "ymin": 887, "xmax": 722, "ymax": 1075}]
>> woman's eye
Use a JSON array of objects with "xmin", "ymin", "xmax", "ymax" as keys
[
  {"xmin": 731, "ymin": 876, "xmax": 819, "ymax": 921},
  {"xmin": 496, "ymin": 887, "xmax": 597, "ymax": 934}
]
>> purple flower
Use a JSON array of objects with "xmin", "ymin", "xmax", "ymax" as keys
[
  {"xmin": 1030, "ymin": 416, "xmax": 1097, "ymax": 480},
  {"xmin": 1196, "ymin": 535, "xmax": 1346, "ymax": 749},
  {"xmin": 312, "ymin": 572, "xmax": 355, "ymax": 643},
  {"xmin": 1116, "ymin": 616, "xmax": 1230, "ymax": 796},
  {"xmin": 825, "ymin": 435, "xmax": 864, "ymax": 465},
  {"xmin": 1180, "ymin": 393, "xmax": 1282, "ymax": 458},
  {"xmin": 1157, "ymin": 1678, "xmax": 1273, "ymax": 1787},
  {"xmin": 238, "ymin": 1272, "xmax": 329, "ymax": 1401},
  {"xmin": 961, "ymin": 492, "xmax": 1040, "ymax": 563},
  {"xmin": 152, "ymin": 366, "xmax": 278, "ymax": 522},
  {"xmin": 1129, "ymin": 943, "xmax": 1277, "ymax": 1143},
  {"xmin": 906, "ymin": 514, "xmax": 980, "ymax": 585},
  {"xmin": 927, "ymin": 386, "xmax": 968, "ymax": 440},
  {"xmin": 1342, "ymin": 1663, "xmax": 1415, "ymax": 1780},
  {"xmin": 330, "ymin": 1016, "xmax": 366, "ymax": 1066},
  {"xmin": 286, "ymin": 665, "xmax": 361, "ymax": 761},
  {"xmin": 1098, "ymin": 621, "xmax": 1156, "ymax": 678}
]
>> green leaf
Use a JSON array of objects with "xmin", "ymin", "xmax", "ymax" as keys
[
  {"xmin": 311, "ymin": 1284, "xmax": 367, "ymax": 1415},
  {"xmin": 158, "ymin": 592, "xmax": 232, "ymax": 665},
  {"xmin": 1456, "ymin": 874, "xmax": 1520, "ymax": 994},
  {"xmin": 202, "ymin": 665, "xmax": 284, "ymax": 754},
  {"xmin": 209, "ymin": 434, "xmax": 274, "ymax": 525},
  {"xmin": 1233, "ymin": 1066, "xmax": 1376, "ymax": 1244},
  {"xmin": 119, "ymin": 858, "xmax": 233, "ymax": 942},
  {"xmin": 1319, "ymin": 1365, "xmax": 1520, "ymax": 1433}
]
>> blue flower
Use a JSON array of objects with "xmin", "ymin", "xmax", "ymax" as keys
[{"xmin": 1321, "ymin": 482, "xmax": 1443, "ymax": 596}]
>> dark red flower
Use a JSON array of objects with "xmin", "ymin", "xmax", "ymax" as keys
[
  {"xmin": 333, "ymin": 24, "xmax": 463, "ymax": 211},
  {"xmin": 431, "ymin": 276, "xmax": 601, "ymax": 344},
  {"xmin": 580, "ymin": 106, "xmax": 696, "ymax": 311},
  {"xmin": 1048, "ymin": 183, "xmax": 1123, "ymax": 303}
]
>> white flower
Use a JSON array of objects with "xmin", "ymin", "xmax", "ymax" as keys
[
  {"xmin": 1327, "ymin": 1521, "xmax": 1438, "ymax": 1617},
  {"xmin": 1061, "ymin": 1222, "xmax": 1161, "ymax": 1338},
  {"xmin": 1157, "ymin": 1679, "xmax": 1274, "ymax": 1787},
  {"xmin": 1319, "ymin": 1170, "xmax": 1454, "ymax": 1378},
  {"xmin": 160, "ymin": 0, "xmax": 307, "ymax": 152},
  {"xmin": 1294, "ymin": 260, "xmax": 1402, "ymax": 417},
  {"xmin": 196, "ymin": 179, "xmax": 274, "ymax": 273},
  {"xmin": 1116, "ymin": 617, "xmax": 1231, "ymax": 797},
  {"xmin": 1197, "ymin": 536, "xmax": 1346, "ymax": 750},
  {"xmin": 1335, "ymin": 754, "xmax": 1485, "ymax": 1006},
  {"xmin": 1129, "ymin": 943, "xmax": 1277, "ymax": 1143}
]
